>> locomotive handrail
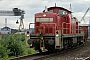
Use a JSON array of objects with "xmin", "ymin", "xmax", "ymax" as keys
[
  {"xmin": 61, "ymin": 22, "xmax": 82, "ymax": 34},
  {"xmin": 29, "ymin": 23, "xmax": 56, "ymax": 34},
  {"xmin": 29, "ymin": 23, "xmax": 35, "ymax": 30},
  {"xmin": 62, "ymin": 22, "xmax": 67, "ymax": 34},
  {"xmin": 29, "ymin": 22, "xmax": 82, "ymax": 34}
]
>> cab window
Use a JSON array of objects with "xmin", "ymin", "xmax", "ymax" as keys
[
  {"xmin": 58, "ymin": 10, "xmax": 66, "ymax": 15},
  {"xmin": 48, "ymin": 10, "xmax": 53, "ymax": 13}
]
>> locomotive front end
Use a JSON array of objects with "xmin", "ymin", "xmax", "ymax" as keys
[{"xmin": 27, "ymin": 12, "xmax": 57, "ymax": 52}]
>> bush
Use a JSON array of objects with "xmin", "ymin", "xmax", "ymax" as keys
[
  {"xmin": 0, "ymin": 34, "xmax": 36, "ymax": 59},
  {"xmin": 8, "ymin": 40, "xmax": 24, "ymax": 57},
  {"xmin": 0, "ymin": 44, "xmax": 9, "ymax": 60},
  {"xmin": 0, "ymin": 35, "xmax": 25, "ymax": 57},
  {"xmin": 27, "ymin": 48, "xmax": 36, "ymax": 54}
]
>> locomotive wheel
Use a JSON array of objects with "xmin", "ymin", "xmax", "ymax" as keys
[
  {"xmin": 38, "ymin": 49, "xmax": 42, "ymax": 53},
  {"xmin": 48, "ymin": 48, "xmax": 55, "ymax": 53},
  {"xmin": 48, "ymin": 50, "xmax": 53, "ymax": 52}
]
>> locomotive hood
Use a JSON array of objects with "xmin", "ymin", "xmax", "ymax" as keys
[{"xmin": 35, "ymin": 12, "xmax": 57, "ymax": 17}]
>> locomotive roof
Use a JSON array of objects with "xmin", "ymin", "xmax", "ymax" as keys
[{"xmin": 48, "ymin": 7, "xmax": 72, "ymax": 13}]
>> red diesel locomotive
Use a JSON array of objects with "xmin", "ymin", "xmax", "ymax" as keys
[{"xmin": 26, "ymin": 6, "xmax": 85, "ymax": 52}]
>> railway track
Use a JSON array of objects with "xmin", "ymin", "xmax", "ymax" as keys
[
  {"xmin": 33, "ymin": 44, "xmax": 85, "ymax": 60},
  {"xmin": 10, "ymin": 51, "xmax": 52, "ymax": 60},
  {"xmin": 10, "ymin": 43, "xmax": 86, "ymax": 60},
  {"xmin": 74, "ymin": 56, "xmax": 90, "ymax": 60},
  {"xmin": 84, "ymin": 56, "xmax": 90, "ymax": 60},
  {"xmin": 10, "ymin": 53, "xmax": 41, "ymax": 60}
]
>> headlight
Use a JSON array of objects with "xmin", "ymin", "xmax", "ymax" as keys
[
  {"xmin": 27, "ymin": 34, "xmax": 29, "ymax": 37},
  {"xmin": 56, "ymin": 34, "xmax": 59, "ymax": 37}
]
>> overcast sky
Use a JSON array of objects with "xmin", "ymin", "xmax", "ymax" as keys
[{"xmin": 0, "ymin": 0, "xmax": 90, "ymax": 29}]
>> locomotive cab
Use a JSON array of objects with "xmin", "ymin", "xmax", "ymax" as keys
[
  {"xmin": 48, "ymin": 7, "xmax": 72, "ymax": 34},
  {"xmin": 48, "ymin": 7, "xmax": 70, "ymax": 15}
]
